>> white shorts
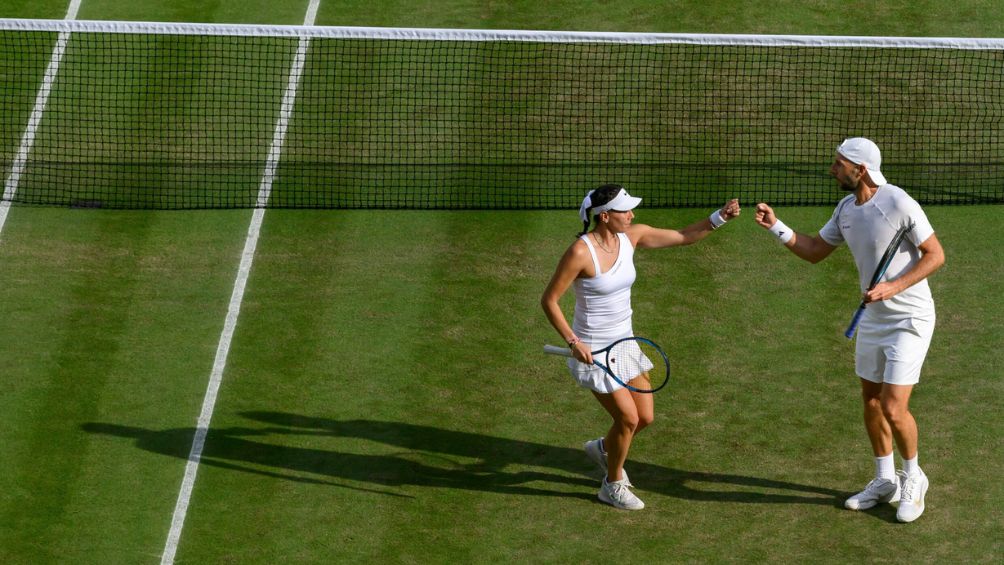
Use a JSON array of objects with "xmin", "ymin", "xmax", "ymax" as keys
[{"xmin": 855, "ymin": 312, "xmax": 935, "ymax": 385}]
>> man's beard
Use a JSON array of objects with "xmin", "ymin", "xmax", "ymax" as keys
[{"xmin": 838, "ymin": 178, "xmax": 859, "ymax": 192}]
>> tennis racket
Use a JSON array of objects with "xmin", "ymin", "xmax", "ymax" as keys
[
  {"xmin": 543, "ymin": 336, "xmax": 670, "ymax": 393},
  {"xmin": 844, "ymin": 223, "xmax": 915, "ymax": 339}
]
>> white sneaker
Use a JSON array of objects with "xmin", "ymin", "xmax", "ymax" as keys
[
  {"xmin": 896, "ymin": 470, "xmax": 929, "ymax": 523},
  {"xmin": 598, "ymin": 477, "xmax": 645, "ymax": 510},
  {"xmin": 584, "ymin": 438, "xmax": 629, "ymax": 483},
  {"xmin": 584, "ymin": 438, "xmax": 607, "ymax": 472},
  {"xmin": 844, "ymin": 477, "xmax": 900, "ymax": 510}
]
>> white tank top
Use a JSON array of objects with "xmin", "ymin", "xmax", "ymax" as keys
[{"xmin": 572, "ymin": 232, "xmax": 636, "ymax": 348}]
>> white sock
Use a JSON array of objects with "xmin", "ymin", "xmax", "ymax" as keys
[
  {"xmin": 902, "ymin": 455, "xmax": 921, "ymax": 476},
  {"xmin": 875, "ymin": 453, "xmax": 896, "ymax": 481}
]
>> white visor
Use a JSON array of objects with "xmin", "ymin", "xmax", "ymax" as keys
[{"xmin": 581, "ymin": 188, "xmax": 641, "ymax": 223}]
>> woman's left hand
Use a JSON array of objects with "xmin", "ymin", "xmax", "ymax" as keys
[{"xmin": 721, "ymin": 198, "xmax": 741, "ymax": 221}]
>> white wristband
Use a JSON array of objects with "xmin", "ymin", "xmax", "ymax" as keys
[
  {"xmin": 768, "ymin": 219, "xmax": 794, "ymax": 244},
  {"xmin": 709, "ymin": 209, "xmax": 727, "ymax": 229}
]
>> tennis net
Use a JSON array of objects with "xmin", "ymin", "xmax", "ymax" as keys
[{"xmin": 2, "ymin": 19, "xmax": 1002, "ymax": 209}]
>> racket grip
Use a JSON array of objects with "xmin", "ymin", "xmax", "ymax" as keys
[
  {"xmin": 844, "ymin": 305, "xmax": 866, "ymax": 339},
  {"xmin": 543, "ymin": 344, "xmax": 573, "ymax": 357}
]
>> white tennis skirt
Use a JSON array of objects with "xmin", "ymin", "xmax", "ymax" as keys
[{"xmin": 567, "ymin": 338, "xmax": 654, "ymax": 394}]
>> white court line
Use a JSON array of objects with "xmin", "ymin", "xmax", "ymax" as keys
[
  {"xmin": 160, "ymin": 1, "xmax": 321, "ymax": 563},
  {"xmin": 0, "ymin": 0, "xmax": 82, "ymax": 238},
  {"xmin": 65, "ymin": 0, "xmax": 83, "ymax": 19}
]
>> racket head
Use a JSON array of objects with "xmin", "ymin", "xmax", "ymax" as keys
[
  {"xmin": 596, "ymin": 337, "xmax": 670, "ymax": 393},
  {"xmin": 869, "ymin": 223, "xmax": 915, "ymax": 288},
  {"xmin": 847, "ymin": 222, "xmax": 916, "ymax": 339}
]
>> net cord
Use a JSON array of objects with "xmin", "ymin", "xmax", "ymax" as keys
[{"xmin": 0, "ymin": 18, "xmax": 1003, "ymax": 49}]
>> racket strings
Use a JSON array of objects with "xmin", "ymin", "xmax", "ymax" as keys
[{"xmin": 606, "ymin": 340, "xmax": 659, "ymax": 384}]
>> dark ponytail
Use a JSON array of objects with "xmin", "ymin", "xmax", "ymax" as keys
[{"xmin": 576, "ymin": 184, "xmax": 624, "ymax": 237}]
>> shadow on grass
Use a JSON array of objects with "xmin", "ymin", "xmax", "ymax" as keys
[{"xmin": 82, "ymin": 411, "xmax": 851, "ymax": 508}]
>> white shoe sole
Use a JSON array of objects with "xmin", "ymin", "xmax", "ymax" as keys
[
  {"xmin": 598, "ymin": 489, "xmax": 645, "ymax": 510},
  {"xmin": 845, "ymin": 485, "xmax": 899, "ymax": 510}
]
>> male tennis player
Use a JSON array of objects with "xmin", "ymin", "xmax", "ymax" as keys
[
  {"xmin": 542, "ymin": 184, "xmax": 740, "ymax": 510},
  {"xmin": 754, "ymin": 138, "xmax": 944, "ymax": 522}
]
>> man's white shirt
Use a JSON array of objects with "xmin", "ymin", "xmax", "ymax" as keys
[{"xmin": 819, "ymin": 184, "xmax": 936, "ymax": 320}]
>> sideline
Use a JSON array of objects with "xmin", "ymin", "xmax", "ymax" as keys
[
  {"xmin": 159, "ymin": 1, "xmax": 322, "ymax": 563},
  {"xmin": 0, "ymin": 0, "xmax": 82, "ymax": 237}
]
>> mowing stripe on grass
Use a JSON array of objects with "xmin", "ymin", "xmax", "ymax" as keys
[
  {"xmin": 0, "ymin": 0, "xmax": 81, "ymax": 237},
  {"xmin": 160, "ymin": 2, "xmax": 321, "ymax": 563}
]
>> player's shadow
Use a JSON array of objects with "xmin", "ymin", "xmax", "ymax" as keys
[{"xmin": 81, "ymin": 411, "xmax": 852, "ymax": 509}]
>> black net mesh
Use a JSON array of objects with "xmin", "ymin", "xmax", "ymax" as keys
[{"xmin": 2, "ymin": 26, "xmax": 1002, "ymax": 209}]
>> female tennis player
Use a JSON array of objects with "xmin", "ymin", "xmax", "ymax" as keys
[{"xmin": 541, "ymin": 184, "xmax": 740, "ymax": 510}]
